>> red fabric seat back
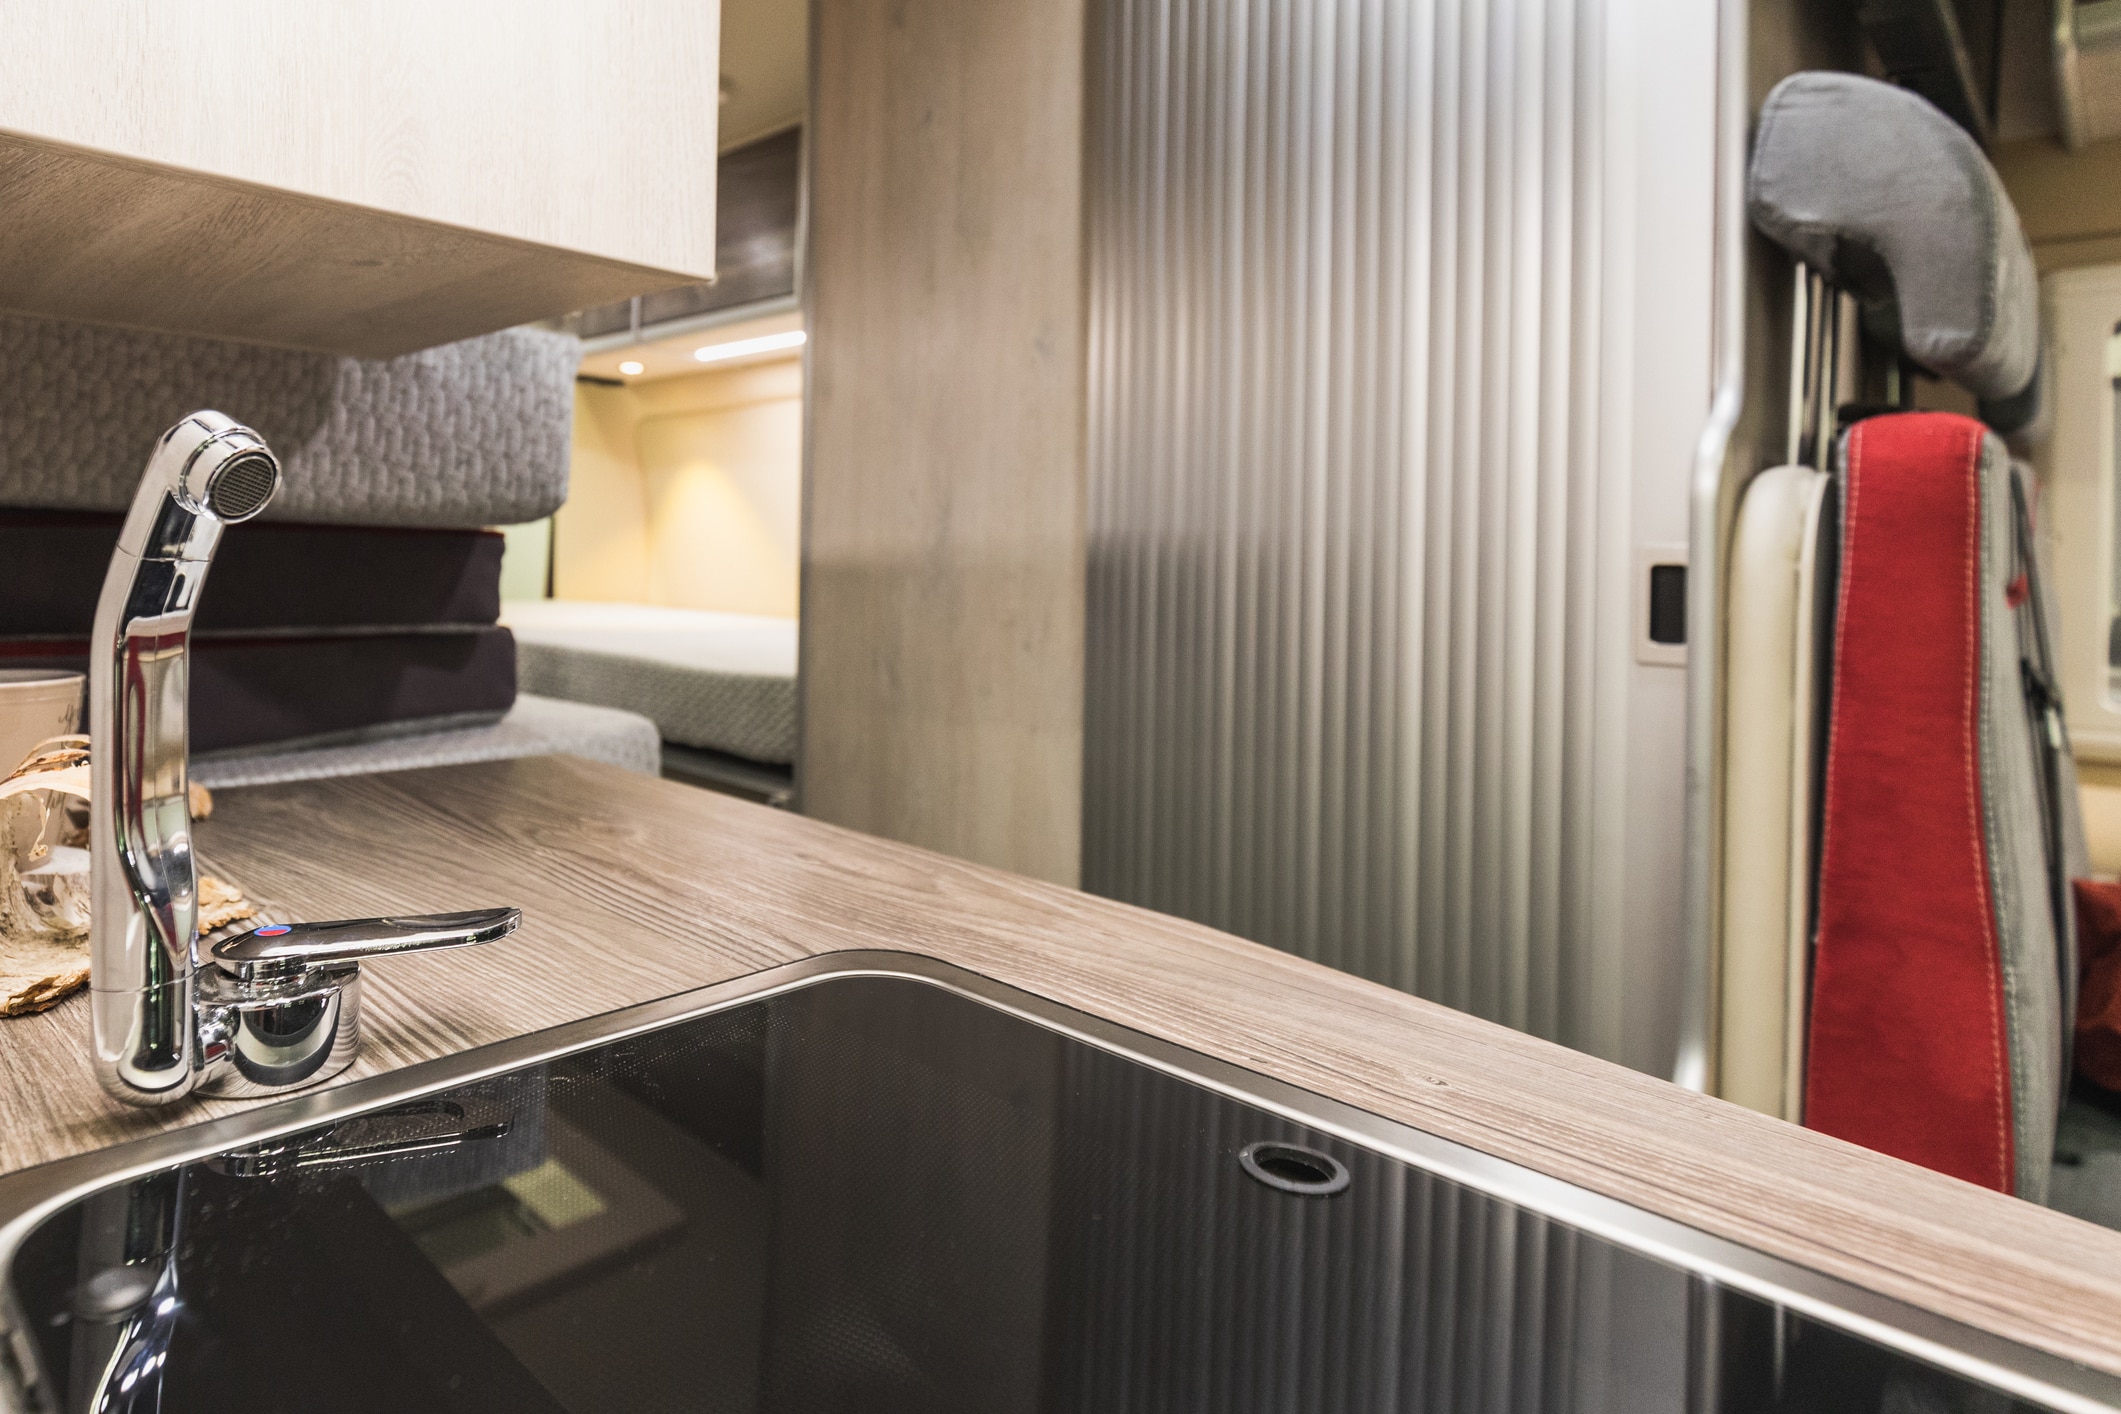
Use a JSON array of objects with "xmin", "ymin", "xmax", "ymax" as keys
[{"xmin": 1806, "ymin": 412, "xmax": 2068, "ymax": 1195}]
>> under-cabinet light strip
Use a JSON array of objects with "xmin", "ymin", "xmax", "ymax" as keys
[{"xmin": 693, "ymin": 329, "xmax": 806, "ymax": 363}]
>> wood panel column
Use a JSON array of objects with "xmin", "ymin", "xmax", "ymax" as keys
[{"xmin": 800, "ymin": 0, "xmax": 1087, "ymax": 885}]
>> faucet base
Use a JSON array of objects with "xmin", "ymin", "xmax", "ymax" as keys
[{"xmin": 195, "ymin": 969, "xmax": 362, "ymax": 1099}]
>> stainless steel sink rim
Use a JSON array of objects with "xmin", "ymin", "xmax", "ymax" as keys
[{"xmin": 0, "ymin": 950, "xmax": 2114, "ymax": 1414}]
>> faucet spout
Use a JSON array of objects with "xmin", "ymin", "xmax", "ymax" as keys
[{"xmin": 89, "ymin": 412, "xmax": 282, "ymax": 1105}]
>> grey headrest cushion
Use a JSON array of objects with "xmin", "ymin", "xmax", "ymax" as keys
[{"xmin": 1748, "ymin": 72, "xmax": 2040, "ymax": 413}]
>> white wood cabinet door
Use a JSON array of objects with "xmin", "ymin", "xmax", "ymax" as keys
[{"xmin": 0, "ymin": 1, "xmax": 719, "ymax": 355}]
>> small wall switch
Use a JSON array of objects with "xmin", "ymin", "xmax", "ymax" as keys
[{"xmin": 1634, "ymin": 543, "xmax": 1688, "ymax": 668}]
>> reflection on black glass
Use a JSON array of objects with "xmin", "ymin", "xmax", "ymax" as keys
[{"xmin": 0, "ymin": 979, "xmax": 2070, "ymax": 1413}]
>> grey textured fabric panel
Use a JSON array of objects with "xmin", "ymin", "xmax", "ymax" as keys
[
  {"xmin": 189, "ymin": 693, "xmax": 660, "ymax": 788},
  {"xmin": 515, "ymin": 640, "xmax": 796, "ymax": 764},
  {"xmin": 1974, "ymin": 437, "xmax": 2065, "ymax": 1202},
  {"xmin": 0, "ymin": 313, "xmax": 577, "ymax": 527},
  {"xmin": 189, "ymin": 708, "xmax": 510, "ymax": 760},
  {"xmin": 2028, "ymin": 464, "xmax": 2090, "ymax": 1068},
  {"xmin": 1749, "ymin": 72, "xmax": 2039, "ymax": 405}
]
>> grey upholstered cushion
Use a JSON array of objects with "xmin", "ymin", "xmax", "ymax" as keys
[
  {"xmin": 190, "ymin": 693, "xmax": 661, "ymax": 787},
  {"xmin": 0, "ymin": 313, "xmax": 577, "ymax": 527},
  {"xmin": 514, "ymin": 641, "xmax": 796, "ymax": 764},
  {"xmin": 1749, "ymin": 72, "xmax": 2040, "ymax": 413},
  {"xmin": 504, "ymin": 600, "xmax": 798, "ymax": 764}
]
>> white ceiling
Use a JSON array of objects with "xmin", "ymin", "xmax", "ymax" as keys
[{"xmin": 720, "ymin": 0, "xmax": 807, "ymax": 151}]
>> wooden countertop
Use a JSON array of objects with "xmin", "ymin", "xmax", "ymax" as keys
[{"xmin": 3, "ymin": 755, "xmax": 2121, "ymax": 1378}]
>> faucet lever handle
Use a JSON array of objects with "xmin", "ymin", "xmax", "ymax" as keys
[{"xmin": 210, "ymin": 907, "xmax": 521, "ymax": 979}]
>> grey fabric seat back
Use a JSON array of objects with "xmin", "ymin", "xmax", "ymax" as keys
[
  {"xmin": 0, "ymin": 315, "xmax": 578, "ymax": 528},
  {"xmin": 1748, "ymin": 71, "xmax": 2042, "ymax": 431}
]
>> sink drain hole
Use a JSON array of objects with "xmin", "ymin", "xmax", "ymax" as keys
[{"xmin": 1239, "ymin": 1141, "xmax": 1350, "ymax": 1197}]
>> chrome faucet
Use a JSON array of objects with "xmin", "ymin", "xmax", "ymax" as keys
[{"xmin": 89, "ymin": 411, "xmax": 521, "ymax": 1106}]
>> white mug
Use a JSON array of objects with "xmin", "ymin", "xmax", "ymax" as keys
[{"xmin": 0, "ymin": 670, "xmax": 82, "ymax": 779}]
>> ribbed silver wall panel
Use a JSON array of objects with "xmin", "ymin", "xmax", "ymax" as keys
[{"xmin": 1084, "ymin": 0, "xmax": 1619, "ymax": 1041}]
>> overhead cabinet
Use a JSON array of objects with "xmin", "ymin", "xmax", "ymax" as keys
[{"xmin": 0, "ymin": 2, "xmax": 719, "ymax": 357}]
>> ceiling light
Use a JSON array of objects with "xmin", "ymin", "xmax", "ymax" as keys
[
  {"xmin": 693, "ymin": 330, "xmax": 806, "ymax": 364},
  {"xmin": 618, "ymin": 360, "xmax": 645, "ymax": 376}
]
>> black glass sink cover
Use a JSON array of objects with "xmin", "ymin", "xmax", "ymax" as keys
[{"xmin": 0, "ymin": 959, "xmax": 2110, "ymax": 1414}]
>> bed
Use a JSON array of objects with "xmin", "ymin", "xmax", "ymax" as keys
[{"xmin": 502, "ymin": 600, "xmax": 799, "ymax": 772}]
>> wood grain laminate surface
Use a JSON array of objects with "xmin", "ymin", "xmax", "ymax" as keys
[
  {"xmin": 2, "ymin": 755, "xmax": 2120, "ymax": 1377},
  {"xmin": 0, "ymin": 3, "xmax": 718, "ymax": 355},
  {"xmin": 0, "ymin": 136, "xmax": 709, "ymax": 359},
  {"xmin": 802, "ymin": 0, "xmax": 1088, "ymax": 885},
  {"xmin": 0, "ymin": 2, "xmax": 719, "ymax": 279}
]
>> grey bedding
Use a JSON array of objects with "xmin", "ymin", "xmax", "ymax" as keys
[
  {"xmin": 515, "ymin": 642, "xmax": 795, "ymax": 765},
  {"xmin": 505, "ymin": 601, "xmax": 797, "ymax": 764}
]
